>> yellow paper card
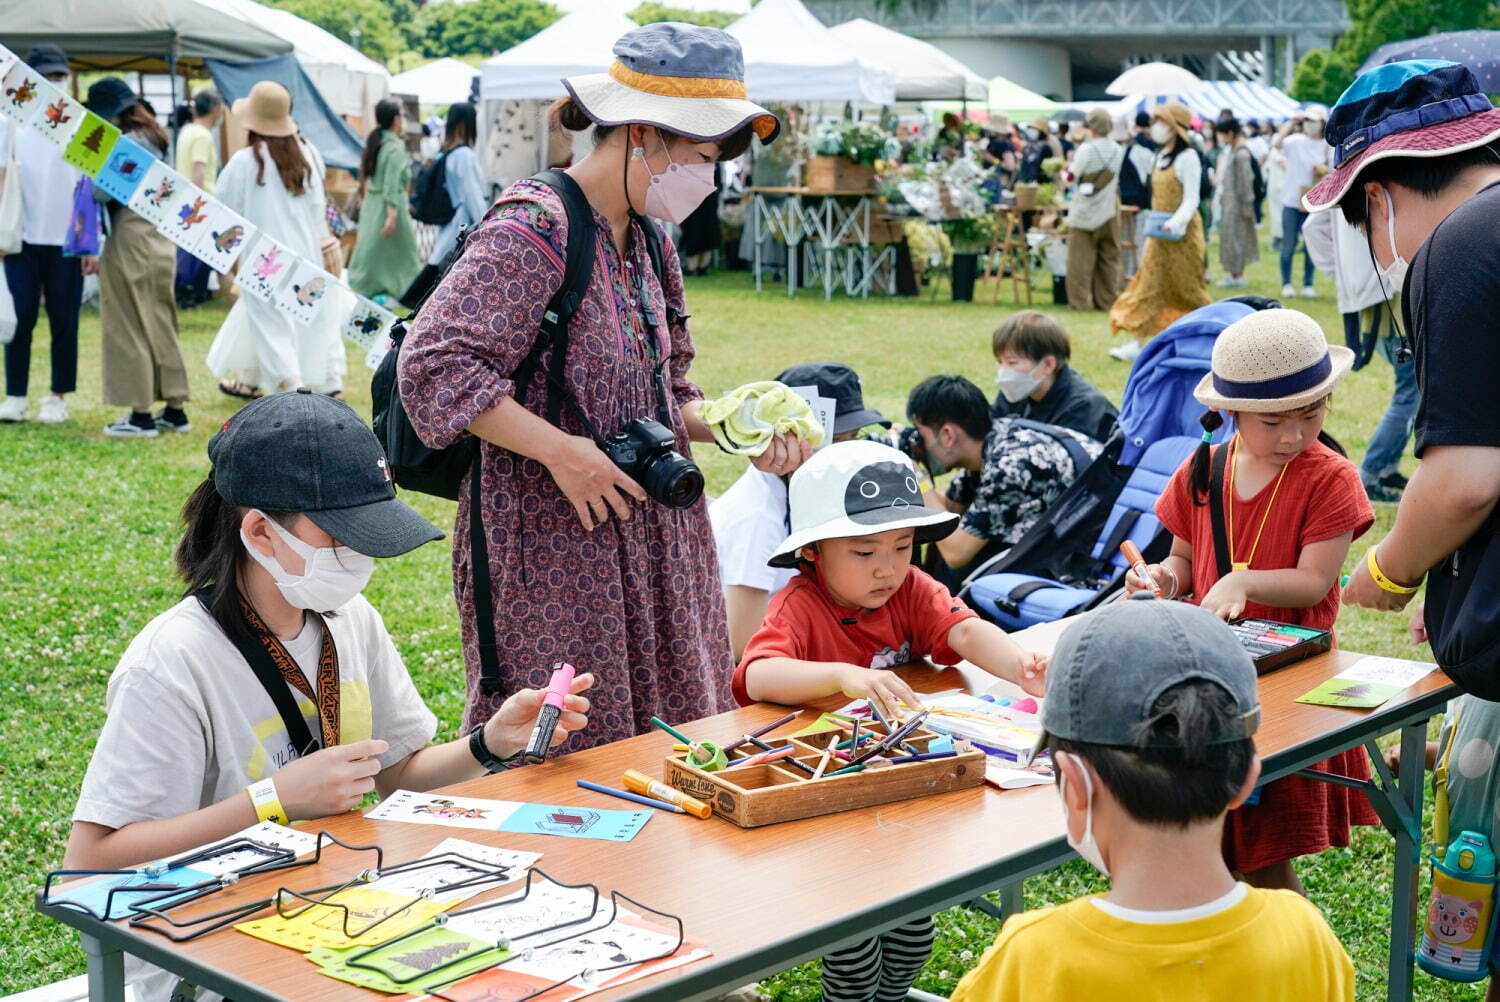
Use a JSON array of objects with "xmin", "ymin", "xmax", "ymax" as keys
[{"xmin": 236, "ymin": 885, "xmax": 449, "ymax": 952}]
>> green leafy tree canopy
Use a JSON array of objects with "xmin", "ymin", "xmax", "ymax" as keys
[
  {"xmin": 414, "ymin": 0, "xmax": 563, "ymax": 59},
  {"xmin": 629, "ymin": 3, "xmax": 739, "ymax": 28},
  {"xmin": 269, "ymin": 0, "xmax": 405, "ymax": 61}
]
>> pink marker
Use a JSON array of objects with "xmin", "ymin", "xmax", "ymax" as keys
[{"xmin": 523, "ymin": 663, "xmax": 576, "ymax": 764}]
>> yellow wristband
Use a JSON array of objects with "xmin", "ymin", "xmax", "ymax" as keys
[
  {"xmin": 1366, "ymin": 546, "xmax": 1421, "ymax": 595},
  {"xmin": 247, "ymin": 779, "xmax": 287, "ymax": 825}
]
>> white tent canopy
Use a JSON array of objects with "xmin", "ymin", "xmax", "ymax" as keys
[
  {"xmin": 392, "ymin": 57, "xmax": 479, "ymax": 107},
  {"xmin": 1115, "ymin": 81, "xmax": 1304, "ymax": 124},
  {"xmin": 830, "ymin": 19, "xmax": 984, "ymax": 101},
  {"xmin": 215, "ymin": 0, "xmax": 390, "ymax": 120},
  {"xmin": 728, "ymin": 0, "xmax": 895, "ymax": 105},
  {"xmin": 480, "ymin": 4, "xmax": 638, "ymax": 101}
]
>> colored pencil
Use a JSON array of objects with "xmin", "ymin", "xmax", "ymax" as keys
[
  {"xmin": 649, "ymin": 717, "xmax": 694, "ymax": 746},
  {"xmin": 825, "ymin": 762, "xmax": 866, "ymax": 778},
  {"xmin": 748, "ymin": 735, "xmax": 816, "ymax": 775},
  {"xmin": 576, "ymin": 779, "xmax": 684, "ymax": 814},
  {"xmin": 886, "ymin": 750, "xmax": 959, "ymax": 764},
  {"xmin": 811, "ymin": 744, "xmax": 835, "ymax": 780},
  {"xmin": 723, "ymin": 710, "xmax": 802, "ymax": 753},
  {"xmin": 724, "ymin": 745, "xmax": 797, "ymax": 770}
]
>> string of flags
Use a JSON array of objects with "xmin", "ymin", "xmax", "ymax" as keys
[{"xmin": 0, "ymin": 44, "xmax": 400, "ymax": 370}]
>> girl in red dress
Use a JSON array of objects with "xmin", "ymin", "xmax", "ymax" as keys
[{"xmin": 1126, "ymin": 308, "xmax": 1375, "ymax": 893}]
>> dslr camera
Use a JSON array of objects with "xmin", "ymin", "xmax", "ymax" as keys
[{"xmin": 601, "ymin": 418, "xmax": 704, "ymax": 509}]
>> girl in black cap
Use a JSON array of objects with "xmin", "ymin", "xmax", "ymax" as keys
[{"xmin": 63, "ymin": 392, "xmax": 592, "ymax": 1001}]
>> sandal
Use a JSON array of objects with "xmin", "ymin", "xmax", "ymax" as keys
[{"xmin": 218, "ymin": 379, "xmax": 263, "ymax": 400}]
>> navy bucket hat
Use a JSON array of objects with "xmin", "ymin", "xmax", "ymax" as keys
[{"xmin": 1305, "ymin": 59, "xmax": 1500, "ymax": 211}]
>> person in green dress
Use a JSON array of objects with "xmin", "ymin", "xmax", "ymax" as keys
[{"xmin": 348, "ymin": 99, "xmax": 421, "ymax": 305}]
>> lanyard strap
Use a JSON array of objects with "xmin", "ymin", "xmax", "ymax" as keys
[
  {"xmin": 239, "ymin": 597, "xmax": 341, "ymax": 752},
  {"xmin": 1224, "ymin": 435, "xmax": 1290, "ymax": 572}
]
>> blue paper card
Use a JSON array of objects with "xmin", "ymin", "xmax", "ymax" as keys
[
  {"xmin": 495, "ymin": 804, "xmax": 651, "ymax": 842},
  {"xmin": 93, "ymin": 135, "xmax": 153, "ymax": 205},
  {"xmin": 48, "ymin": 864, "xmax": 214, "ymax": 920}
]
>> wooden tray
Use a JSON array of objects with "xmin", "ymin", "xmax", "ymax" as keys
[
  {"xmin": 662, "ymin": 722, "xmax": 984, "ymax": 828},
  {"xmin": 806, "ymin": 155, "xmax": 876, "ymax": 194}
]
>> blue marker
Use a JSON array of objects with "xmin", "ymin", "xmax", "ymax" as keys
[{"xmin": 576, "ymin": 779, "xmax": 684, "ymax": 814}]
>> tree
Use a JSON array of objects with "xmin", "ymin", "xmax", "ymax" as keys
[
  {"xmin": 269, "ymin": 0, "xmax": 404, "ymax": 61},
  {"xmin": 1291, "ymin": 0, "xmax": 1500, "ymax": 105},
  {"xmin": 414, "ymin": 0, "xmax": 563, "ymax": 58},
  {"xmin": 629, "ymin": 3, "xmax": 739, "ymax": 28}
]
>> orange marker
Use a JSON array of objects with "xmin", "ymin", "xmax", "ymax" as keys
[
  {"xmin": 622, "ymin": 769, "xmax": 712, "ymax": 819},
  {"xmin": 1120, "ymin": 540, "xmax": 1162, "ymax": 597}
]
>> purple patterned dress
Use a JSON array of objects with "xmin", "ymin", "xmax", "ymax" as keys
[{"xmin": 399, "ymin": 179, "xmax": 735, "ymax": 748}]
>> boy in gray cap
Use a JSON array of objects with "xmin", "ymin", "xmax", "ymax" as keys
[{"xmin": 952, "ymin": 594, "xmax": 1354, "ymax": 1001}]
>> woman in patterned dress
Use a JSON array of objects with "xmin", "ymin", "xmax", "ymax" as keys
[{"xmin": 399, "ymin": 24, "xmax": 803, "ymax": 749}]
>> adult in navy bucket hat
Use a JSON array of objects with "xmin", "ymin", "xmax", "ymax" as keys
[
  {"xmin": 397, "ymin": 21, "xmax": 811, "ymax": 771},
  {"xmin": 1327, "ymin": 60, "xmax": 1500, "ymax": 704}
]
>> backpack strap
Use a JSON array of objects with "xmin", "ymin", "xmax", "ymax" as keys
[
  {"xmin": 1009, "ymin": 417, "xmax": 1096, "ymax": 477},
  {"xmin": 635, "ymin": 212, "xmax": 686, "ymax": 325},
  {"xmin": 468, "ymin": 451, "xmax": 505, "ymax": 697},
  {"xmin": 1207, "ymin": 442, "xmax": 1233, "ymax": 580}
]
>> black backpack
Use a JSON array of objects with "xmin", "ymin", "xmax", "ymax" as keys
[
  {"xmin": 1248, "ymin": 152, "xmax": 1267, "ymax": 206},
  {"xmin": 1118, "ymin": 140, "xmax": 1151, "ymax": 209},
  {"xmin": 410, "ymin": 151, "xmax": 457, "ymax": 226},
  {"xmin": 371, "ymin": 168, "xmax": 671, "ymax": 694}
]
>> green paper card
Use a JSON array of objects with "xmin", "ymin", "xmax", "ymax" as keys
[
  {"xmin": 791, "ymin": 712, "xmax": 848, "ymax": 738},
  {"xmin": 309, "ymin": 927, "xmax": 506, "ymax": 993},
  {"xmin": 62, "ymin": 113, "xmax": 119, "ymax": 177},
  {"xmin": 1295, "ymin": 656, "xmax": 1435, "ymax": 710}
]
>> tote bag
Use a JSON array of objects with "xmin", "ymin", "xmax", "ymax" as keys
[{"xmin": 0, "ymin": 126, "xmax": 22, "ymax": 255}]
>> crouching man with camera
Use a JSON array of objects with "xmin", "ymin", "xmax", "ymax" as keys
[{"xmin": 398, "ymin": 23, "xmax": 807, "ymax": 751}]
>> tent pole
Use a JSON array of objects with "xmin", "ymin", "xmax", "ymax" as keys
[{"xmin": 167, "ymin": 39, "xmax": 180, "ymax": 160}]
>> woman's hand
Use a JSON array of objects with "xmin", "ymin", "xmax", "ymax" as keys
[
  {"xmin": 1410, "ymin": 599, "xmax": 1428, "ymax": 645},
  {"xmin": 381, "ymin": 207, "xmax": 397, "ymax": 239},
  {"xmin": 1200, "ymin": 573, "xmax": 1250, "ymax": 620},
  {"xmin": 750, "ymin": 432, "xmax": 812, "ymax": 478},
  {"xmin": 80, "ymin": 256, "xmax": 99, "ymax": 276},
  {"xmin": 483, "ymin": 672, "xmax": 594, "ymax": 758},
  {"xmin": 273, "ymin": 739, "xmax": 388, "ymax": 820},
  {"xmin": 546, "ymin": 434, "xmax": 648, "ymax": 530},
  {"xmin": 1160, "ymin": 218, "xmax": 1183, "ymax": 237},
  {"xmin": 836, "ymin": 665, "xmax": 921, "ymax": 721}
]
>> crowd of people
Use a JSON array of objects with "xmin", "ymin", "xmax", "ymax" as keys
[{"xmin": 15, "ymin": 19, "xmax": 1500, "ymax": 1002}]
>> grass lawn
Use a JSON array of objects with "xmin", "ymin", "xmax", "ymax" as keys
[{"xmin": 0, "ymin": 234, "xmax": 1476, "ymax": 1000}]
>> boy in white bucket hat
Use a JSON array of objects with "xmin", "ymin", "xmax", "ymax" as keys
[
  {"xmin": 1125, "ymin": 307, "xmax": 1376, "ymax": 895},
  {"xmin": 733, "ymin": 439, "xmax": 1046, "ymax": 1002}
]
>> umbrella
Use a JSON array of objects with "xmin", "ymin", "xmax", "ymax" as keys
[
  {"xmin": 1359, "ymin": 29, "xmax": 1500, "ymax": 93},
  {"xmin": 1106, "ymin": 61, "xmax": 1204, "ymax": 97}
]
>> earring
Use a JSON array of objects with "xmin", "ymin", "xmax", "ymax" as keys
[{"xmin": 631, "ymin": 147, "xmax": 645, "ymax": 159}]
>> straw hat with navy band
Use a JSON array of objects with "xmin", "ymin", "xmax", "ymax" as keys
[
  {"xmin": 1193, "ymin": 309, "xmax": 1354, "ymax": 413},
  {"xmin": 562, "ymin": 22, "xmax": 780, "ymax": 146},
  {"xmin": 1304, "ymin": 59, "xmax": 1500, "ymax": 212}
]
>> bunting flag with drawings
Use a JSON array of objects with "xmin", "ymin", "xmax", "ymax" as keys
[{"xmin": 0, "ymin": 41, "xmax": 394, "ymax": 370}]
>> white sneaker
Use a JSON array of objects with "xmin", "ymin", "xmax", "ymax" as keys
[
  {"xmin": 1108, "ymin": 340, "xmax": 1143, "ymax": 362},
  {"xmin": 1281, "ymin": 283, "xmax": 1296, "ymax": 298},
  {"xmin": 37, "ymin": 395, "xmax": 67, "ymax": 424},
  {"xmin": 103, "ymin": 413, "xmax": 159, "ymax": 438},
  {"xmin": 1216, "ymin": 276, "xmax": 1248, "ymax": 288},
  {"xmin": 0, "ymin": 396, "xmax": 26, "ymax": 422},
  {"xmin": 1301, "ymin": 285, "xmax": 1317, "ymax": 298}
]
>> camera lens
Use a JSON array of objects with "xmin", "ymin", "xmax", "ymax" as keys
[{"xmin": 642, "ymin": 452, "xmax": 705, "ymax": 509}]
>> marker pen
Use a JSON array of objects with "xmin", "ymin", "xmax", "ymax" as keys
[
  {"xmin": 523, "ymin": 663, "xmax": 575, "ymax": 764},
  {"xmin": 622, "ymin": 769, "xmax": 712, "ymax": 819},
  {"xmin": 1120, "ymin": 540, "xmax": 1162, "ymax": 597}
]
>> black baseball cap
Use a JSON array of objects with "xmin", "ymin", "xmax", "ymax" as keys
[
  {"xmin": 208, "ymin": 389, "xmax": 444, "ymax": 558},
  {"xmin": 24, "ymin": 45, "xmax": 69, "ymax": 77},
  {"xmin": 84, "ymin": 77, "xmax": 139, "ymax": 120},
  {"xmin": 774, "ymin": 362, "xmax": 889, "ymax": 436}
]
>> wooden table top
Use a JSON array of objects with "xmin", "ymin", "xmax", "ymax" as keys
[{"xmin": 43, "ymin": 621, "xmax": 1455, "ymax": 1002}]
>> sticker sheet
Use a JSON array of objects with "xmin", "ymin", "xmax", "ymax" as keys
[
  {"xmin": 368, "ymin": 790, "xmax": 652, "ymax": 843},
  {"xmin": 234, "ymin": 232, "xmax": 294, "ymax": 304},
  {"xmin": 28, "ymin": 89, "xmax": 83, "ymax": 151},
  {"xmin": 191, "ymin": 210, "xmax": 254, "ymax": 274},
  {"xmin": 1296, "ymin": 656, "xmax": 1435, "ymax": 709},
  {"xmin": 238, "ymin": 885, "xmax": 452, "ymax": 952},
  {"xmin": 61, "ymin": 112, "xmax": 119, "ymax": 176},
  {"xmin": 0, "ymin": 60, "xmax": 49, "ymax": 124},
  {"xmin": 274, "ymin": 257, "xmax": 335, "ymax": 325},
  {"xmin": 309, "ymin": 927, "xmax": 503, "ymax": 993},
  {"xmin": 125, "ymin": 159, "xmax": 182, "ymax": 227},
  {"xmin": 93, "ymin": 134, "xmax": 153, "ymax": 204}
]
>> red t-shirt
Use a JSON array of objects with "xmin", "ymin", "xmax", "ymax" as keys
[
  {"xmin": 1155, "ymin": 439, "xmax": 1374, "ymax": 631},
  {"xmin": 731, "ymin": 565, "xmax": 978, "ymax": 706}
]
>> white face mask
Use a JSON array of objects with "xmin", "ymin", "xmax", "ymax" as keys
[
  {"xmin": 1373, "ymin": 186, "xmax": 1410, "ymax": 294},
  {"xmin": 1149, "ymin": 122, "xmax": 1172, "ymax": 145},
  {"xmin": 1026, "ymin": 127, "xmax": 1043, "ymax": 141},
  {"xmin": 1057, "ymin": 752, "xmax": 1109, "ymax": 876},
  {"xmin": 995, "ymin": 363, "xmax": 1043, "ymax": 403},
  {"xmin": 241, "ymin": 512, "xmax": 375, "ymax": 612}
]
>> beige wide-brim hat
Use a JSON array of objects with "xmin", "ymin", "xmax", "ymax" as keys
[
  {"xmin": 1194, "ymin": 309, "xmax": 1355, "ymax": 413},
  {"xmin": 564, "ymin": 22, "xmax": 779, "ymax": 146},
  {"xmin": 232, "ymin": 81, "xmax": 296, "ymax": 138},
  {"xmin": 1152, "ymin": 101, "xmax": 1193, "ymax": 144}
]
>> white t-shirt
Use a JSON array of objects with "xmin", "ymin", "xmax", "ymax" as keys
[
  {"xmin": 709, "ymin": 468, "xmax": 798, "ymax": 597},
  {"xmin": 0, "ymin": 117, "xmax": 81, "ymax": 246},
  {"xmin": 1279, "ymin": 133, "xmax": 1329, "ymax": 208}
]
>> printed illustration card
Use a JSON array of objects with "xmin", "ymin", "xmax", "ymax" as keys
[
  {"xmin": 62, "ymin": 112, "xmax": 119, "ymax": 176},
  {"xmin": 368, "ymin": 790, "xmax": 651, "ymax": 842},
  {"xmin": 28, "ymin": 89, "xmax": 83, "ymax": 151},
  {"xmin": 126, "ymin": 159, "xmax": 183, "ymax": 227},
  {"xmin": 234, "ymin": 232, "xmax": 294, "ymax": 304},
  {"xmin": 0, "ymin": 60, "xmax": 50, "ymax": 124},
  {"xmin": 273, "ymin": 258, "xmax": 336, "ymax": 325},
  {"xmin": 93, "ymin": 134, "xmax": 153, "ymax": 204},
  {"xmin": 0, "ymin": 47, "xmax": 17, "ymax": 84},
  {"xmin": 190, "ymin": 210, "xmax": 255, "ymax": 274},
  {"xmin": 238, "ymin": 884, "xmax": 451, "ymax": 952},
  {"xmin": 156, "ymin": 178, "xmax": 222, "ymax": 252},
  {"xmin": 342, "ymin": 295, "xmax": 397, "ymax": 352},
  {"xmin": 374, "ymin": 838, "xmax": 541, "ymax": 905},
  {"xmin": 309, "ymin": 927, "xmax": 502, "ymax": 993},
  {"xmin": 1296, "ymin": 656, "xmax": 1436, "ymax": 709}
]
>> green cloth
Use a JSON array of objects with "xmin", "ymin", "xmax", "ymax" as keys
[
  {"xmin": 700, "ymin": 380, "xmax": 824, "ymax": 456},
  {"xmin": 347, "ymin": 131, "xmax": 422, "ymax": 304}
]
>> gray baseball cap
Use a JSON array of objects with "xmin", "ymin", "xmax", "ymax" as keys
[
  {"xmin": 209, "ymin": 389, "xmax": 444, "ymax": 558},
  {"xmin": 775, "ymin": 362, "xmax": 890, "ymax": 435},
  {"xmin": 1036, "ymin": 594, "xmax": 1260, "ymax": 755}
]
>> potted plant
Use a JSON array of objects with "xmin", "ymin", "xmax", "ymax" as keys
[{"xmin": 806, "ymin": 121, "xmax": 891, "ymax": 193}]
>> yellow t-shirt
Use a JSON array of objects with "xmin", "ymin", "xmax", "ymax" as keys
[
  {"xmin": 951, "ymin": 886, "xmax": 1353, "ymax": 1002},
  {"xmin": 175, "ymin": 121, "xmax": 219, "ymax": 194}
]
